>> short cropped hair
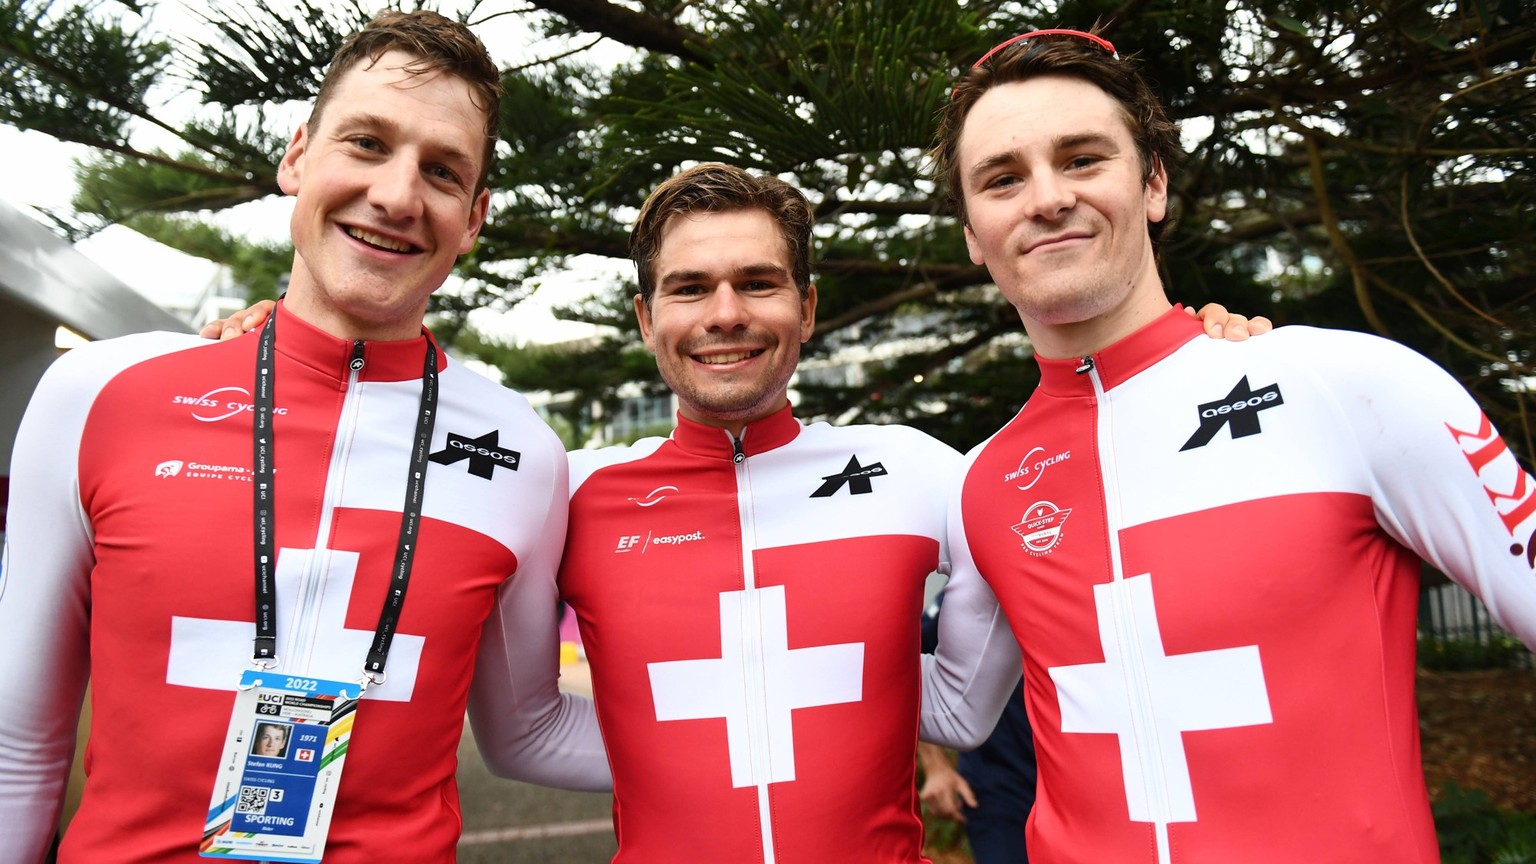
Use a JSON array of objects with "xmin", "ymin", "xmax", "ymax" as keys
[
  {"xmin": 310, "ymin": 10, "xmax": 501, "ymax": 193},
  {"xmin": 933, "ymin": 32, "xmax": 1181, "ymax": 248},
  {"xmin": 630, "ymin": 163, "xmax": 815, "ymax": 306}
]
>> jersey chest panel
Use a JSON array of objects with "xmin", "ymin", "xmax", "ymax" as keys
[
  {"xmin": 63, "ymin": 339, "xmax": 532, "ymax": 864},
  {"xmin": 562, "ymin": 433, "xmax": 942, "ymax": 863},
  {"xmin": 962, "ymin": 340, "xmax": 1436, "ymax": 863}
]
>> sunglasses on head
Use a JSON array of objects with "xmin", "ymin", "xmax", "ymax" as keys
[
  {"xmin": 969, "ymin": 28, "xmax": 1119, "ymax": 70},
  {"xmin": 953, "ymin": 29, "xmax": 1119, "ymax": 102}
]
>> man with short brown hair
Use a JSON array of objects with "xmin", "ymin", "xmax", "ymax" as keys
[
  {"xmin": 0, "ymin": 12, "xmax": 605, "ymax": 863},
  {"xmin": 938, "ymin": 29, "xmax": 1536, "ymax": 863}
]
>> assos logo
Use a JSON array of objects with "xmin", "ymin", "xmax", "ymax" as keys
[
  {"xmin": 1003, "ymin": 446, "xmax": 1071, "ymax": 490},
  {"xmin": 1180, "ymin": 377, "xmax": 1283, "ymax": 451},
  {"xmin": 173, "ymin": 387, "xmax": 289, "ymax": 423}
]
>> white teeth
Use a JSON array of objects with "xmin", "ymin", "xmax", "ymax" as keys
[
  {"xmin": 346, "ymin": 227, "xmax": 412, "ymax": 252},
  {"xmin": 698, "ymin": 351, "xmax": 754, "ymax": 365}
]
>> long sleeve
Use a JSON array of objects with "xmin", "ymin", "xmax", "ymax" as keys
[
  {"xmin": 466, "ymin": 443, "xmax": 611, "ymax": 791},
  {"xmin": 0, "ymin": 342, "xmax": 136, "ymax": 863},
  {"xmin": 918, "ymin": 452, "xmax": 1023, "ymax": 751},
  {"xmin": 1317, "ymin": 329, "xmax": 1536, "ymax": 647}
]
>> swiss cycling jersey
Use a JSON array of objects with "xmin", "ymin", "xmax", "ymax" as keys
[
  {"xmin": 0, "ymin": 304, "xmax": 606, "ymax": 864},
  {"xmin": 557, "ymin": 405, "xmax": 1019, "ymax": 864},
  {"xmin": 951, "ymin": 307, "xmax": 1536, "ymax": 864}
]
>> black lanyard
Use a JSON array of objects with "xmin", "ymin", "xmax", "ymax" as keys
[{"xmin": 251, "ymin": 310, "xmax": 439, "ymax": 684}]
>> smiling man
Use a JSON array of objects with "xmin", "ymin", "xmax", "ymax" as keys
[
  {"xmin": 933, "ymin": 29, "xmax": 1536, "ymax": 863},
  {"xmin": 536, "ymin": 162, "xmax": 1021, "ymax": 863},
  {"xmin": 0, "ymin": 12, "xmax": 604, "ymax": 864}
]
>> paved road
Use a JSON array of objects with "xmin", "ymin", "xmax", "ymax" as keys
[
  {"xmin": 455, "ymin": 660, "xmax": 617, "ymax": 863},
  {"xmin": 454, "ymin": 718, "xmax": 617, "ymax": 863}
]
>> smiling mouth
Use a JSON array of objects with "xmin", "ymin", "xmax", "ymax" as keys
[
  {"xmin": 1028, "ymin": 234, "xmax": 1089, "ymax": 253},
  {"xmin": 345, "ymin": 226, "xmax": 417, "ymax": 253},
  {"xmin": 694, "ymin": 349, "xmax": 762, "ymax": 365}
]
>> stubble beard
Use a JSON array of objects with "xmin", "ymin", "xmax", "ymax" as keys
[{"xmin": 660, "ymin": 347, "xmax": 798, "ymax": 427}]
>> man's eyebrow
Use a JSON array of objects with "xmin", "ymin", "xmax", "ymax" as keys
[
  {"xmin": 738, "ymin": 263, "xmax": 790, "ymax": 279},
  {"xmin": 966, "ymin": 150, "xmax": 1022, "ymax": 186},
  {"xmin": 966, "ymin": 132, "xmax": 1125, "ymax": 186},
  {"xmin": 659, "ymin": 268, "xmax": 707, "ymax": 287},
  {"xmin": 1055, "ymin": 131, "xmax": 1121, "ymax": 153},
  {"xmin": 658, "ymin": 262, "xmax": 790, "ymax": 286}
]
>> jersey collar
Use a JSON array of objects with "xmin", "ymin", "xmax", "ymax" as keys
[
  {"xmin": 273, "ymin": 299, "xmax": 448, "ymax": 384},
  {"xmin": 670, "ymin": 403, "xmax": 801, "ymax": 460},
  {"xmin": 1035, "ymin": 305, "xmax": 1203, "ymax": 396}
]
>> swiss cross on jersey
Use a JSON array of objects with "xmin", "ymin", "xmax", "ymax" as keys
[
  {"xmin": 1180, "ymin": 376, "xmax": 1285, "ymax": 451},
  {"xmin": 429, "ymin": 429, "xmax": 521, "ymax": 479},
  {"xmin": 810, "ymin": 454, "xmax": 888, "ymax": 497}
]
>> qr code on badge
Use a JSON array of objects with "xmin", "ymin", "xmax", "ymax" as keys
[{"xmin": 236, "ymin": 785, "xmax": 269, "ymax": 815}]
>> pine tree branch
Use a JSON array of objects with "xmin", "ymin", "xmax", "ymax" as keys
[{"xmin": 526, "ymin": 0, "xmax": 709, "ymax": 62}]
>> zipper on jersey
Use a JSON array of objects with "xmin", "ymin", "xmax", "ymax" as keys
[
  {"xmin": 727, "ymin": 425, "xmax": 779, "ymax": 864},
  {"xmin": 1085, "ymin": 358, "xmax": 1176, "ymax": 863},
  {"xmin": 285, "ymin": 340, "xmax": 368, "ymax": 672}
]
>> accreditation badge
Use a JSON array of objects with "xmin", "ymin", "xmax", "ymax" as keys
[{"xmin": 200, "ymin": 670, "xmax": 359, "ymax": 861}]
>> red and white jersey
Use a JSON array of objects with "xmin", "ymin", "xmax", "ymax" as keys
[
  {"xmin": 952, "ymin": 308, "xmax": 1536, "ymax": 864},
  {"xmin": 0, "ymin": 304, "xmax": 606, "ymax": 864},
  {"xmin": 559, "ymin": 405, "xmax": 1018, "ymax": 864}
]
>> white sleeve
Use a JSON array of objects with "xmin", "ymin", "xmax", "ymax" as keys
[
  {"xmin": 1324, "ymin": 330, "xmax": 1536, "ymax": 647},
  {"xmin": 0, "ymin": 349, "xmax": 105, "ymax": 863},
  {"xmin": 918, "ymin": 452, "xmax": 1023, "ymax": 750},
  {"xmin": 466, "ymin": 441, "xmax": 612, "ymax": 791}
]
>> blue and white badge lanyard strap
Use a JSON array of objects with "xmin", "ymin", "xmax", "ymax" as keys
[{"xmin": 250, "ymin": 308, "xmax": 439, "ymax": 694}]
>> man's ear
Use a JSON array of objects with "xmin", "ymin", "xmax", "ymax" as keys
[
  {"xmin": 633, "ymin": 294, "xmax": 656, "ymax": 351},
  {"xmin": 800, "ymin": 284, "xmax": 818, "ymax": 343},
  {"xmin": 1145, "ymin": 156, "xmax": 1169, "ymax": 224},
  {"xmin": 277, "ymin": 124, "xmax": 309, "ymax": 196},
  {"xmin": 963, "ymin": 222, "xmax": 985, "ymax": 267}
]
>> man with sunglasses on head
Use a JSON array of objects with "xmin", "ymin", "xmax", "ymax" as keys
[{"xmin": 935, "ymin": 28, "xmax": 1536, "ymax": 864}]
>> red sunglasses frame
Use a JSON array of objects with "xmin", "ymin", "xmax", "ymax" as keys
[{"xmin": 969, "ymin": 29, "xmax": 1119, "ymax": 70}]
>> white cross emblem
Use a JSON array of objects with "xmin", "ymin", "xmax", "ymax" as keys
[
  {"xmin": 648, "ymin": 585, "xmax": 864, "ymax": 788},
  {"xmin": 167, "ymin": 547, "xmax": 425, "ymax": 701},
  {"xmin": 1049, "ymin": 573, "xmax": 1271, "ymax": 853}
]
